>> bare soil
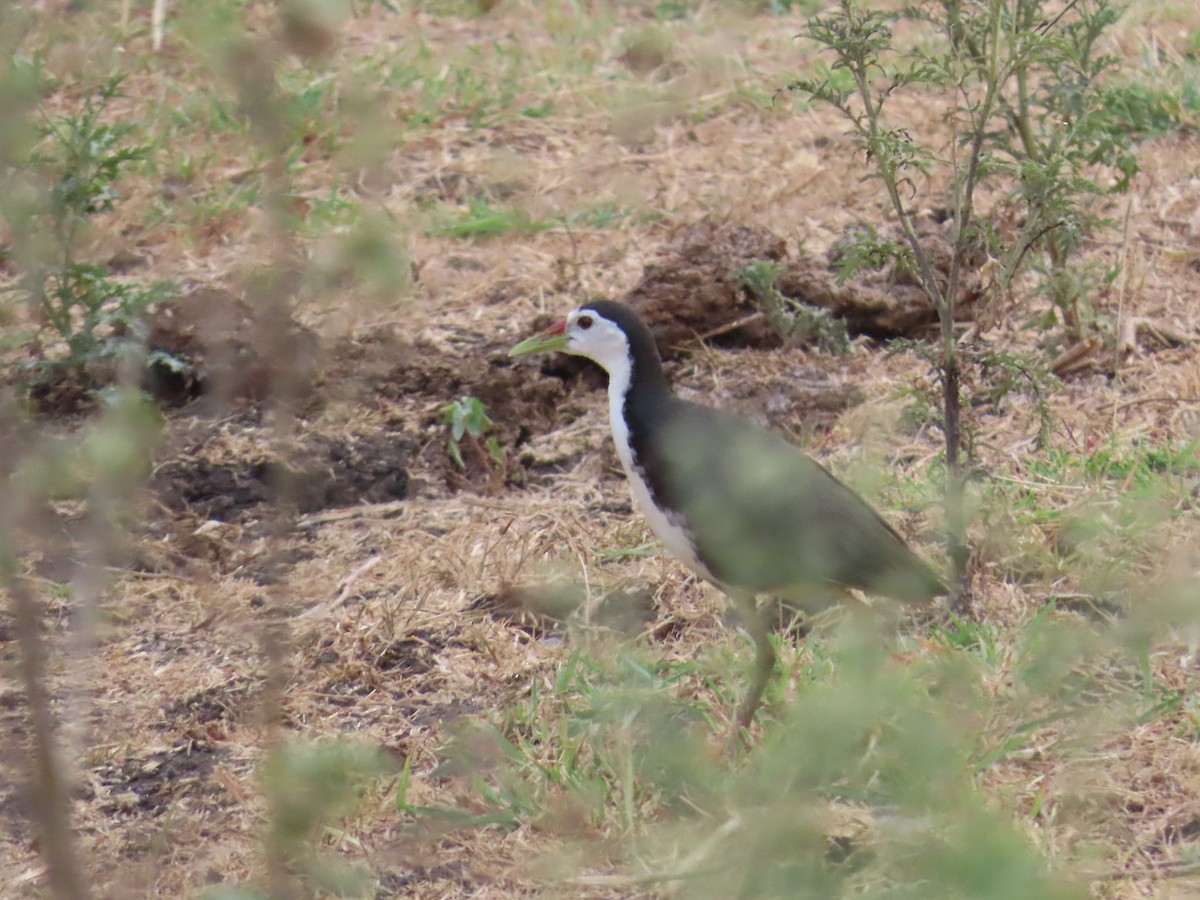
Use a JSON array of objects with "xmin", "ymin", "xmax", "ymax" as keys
[{"xmin": 1, "ymin": 2, "xmax": 1199, "ymax": 898}]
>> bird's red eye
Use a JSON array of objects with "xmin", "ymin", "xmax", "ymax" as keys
[{"xmin": 577, "ymin": 314, "xmax": 594, "ymax": 330}]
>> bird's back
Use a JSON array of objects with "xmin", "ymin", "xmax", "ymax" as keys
[{"xmin": 633, "ymin": 398, "xmax": 944, "ymax": 604}]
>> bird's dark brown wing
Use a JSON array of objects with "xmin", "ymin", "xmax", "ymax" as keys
[{"xmin": 643, "ymin": 401, "xmax": 944, "ymax": 603}]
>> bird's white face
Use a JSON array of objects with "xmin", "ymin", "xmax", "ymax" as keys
[
  {"xmin": 508, "ymin": 307, "xmax": 632, "ymax": 381},
  {"xmin": 562, "ymin": 308, "xmax": 630, "ymax": 376}
]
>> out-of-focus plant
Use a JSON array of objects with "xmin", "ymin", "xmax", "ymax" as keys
[
  {"xmin": 199, "ymin": 740, "xmax": 393, "ymax": 900},
  {"xmin": 399, "ymin": 623, "xmax": 1091, "ymax": 898},
  {"xmin": 0, "ymin": 75, "xmax": 174, "ymax": 390},
  {"xmin": 786, "ymin": 0, "xmax": 1137, "ymax": 603},
  {"xmin": 259, "ymin": 740, "xmax": 393, "ymax": 898}
]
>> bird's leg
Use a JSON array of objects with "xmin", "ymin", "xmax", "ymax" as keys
[{"xmin": 728, "ymin": 590, "xmax": 777, "ymax": 744}]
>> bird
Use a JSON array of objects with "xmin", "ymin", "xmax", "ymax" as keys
[{"xmin": 509, "ymin": 300, "xmax": 945, "ymax": 737}]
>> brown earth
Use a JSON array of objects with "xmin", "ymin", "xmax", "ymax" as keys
[{"xmin": 2, "ymin": 2, "xmax": 1200, "ymax": 898}]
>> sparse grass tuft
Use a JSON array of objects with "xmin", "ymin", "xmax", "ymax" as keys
[
  {"xmin": 426, "ymin": 198, "xmax": 552, "ymax": 240},
  {"xmin": 427, "ymin": 198, "xmax": 647, "ymax": 239}
]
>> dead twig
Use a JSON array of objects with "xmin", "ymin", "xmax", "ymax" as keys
[
  {"xmin": 1117, "ymin": 316, "xmax": 1195, "ymax": 356},
  {"xmin": 297, "ymin": 500, "xmax": 406, "ymax": 528},
  {"xmin": 1049, "ymin": 338, "xmax": 1102, "ymax": 377},
  {"xmin": 298, "ymin": 554, "xmax": 383, "ymax": 620},
  {"xmin": 688, "ymin": 311, "xmax": 765, "ymax": 346},
  {"xmin": 1115, "ymin": 394, "xmax": 1200, "ymax": 413}
]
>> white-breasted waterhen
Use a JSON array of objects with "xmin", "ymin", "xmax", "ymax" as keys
[{"xmin": 510, "ymin": 300, "xmax": 945, "ymax": 734}]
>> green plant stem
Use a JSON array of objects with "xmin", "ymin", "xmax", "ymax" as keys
[
  {"xmin": 844, "ymin": 0, "xmax": 1001, "ymax": 602},
  {"xmin": 936, "ymin": 0, "xmax": 1008, "ymax": 601},
  {"xmin": 942, "ymin": 359, "xmax": 969, "ymax": 601},
  {"xmin": 1013, "ymin": 53, "xmax": 1076, "ymax": 335}
]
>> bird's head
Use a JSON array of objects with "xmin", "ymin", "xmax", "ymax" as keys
[{"xmin": 508, "ymin": 305, "xmax": 631, "ymax": 375}]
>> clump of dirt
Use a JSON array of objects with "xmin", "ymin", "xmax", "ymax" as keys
[
  {"xmin": 625, "ymin": 218, "xmax": 788, "ymax": 353},
  {"xmin": 321, "ymin": 327, "xmax": 412, "ymax": 401},
  {"xmin": 363, "ymin": 627, "xmax": 463, "ymax": 675},
  {"xmin": 783, "ymin": 216, "xmax": 985, "ymax": 337},
  {"xmin": 377, "ymin": 863, "xmax": 472, "ymax": 896},
  {"xmin": 129, "ymin": 517, "xmax": 247, "ymax": 578},
  {"xmin": 144, "ymin": 288, "xmax": 320, "ymax": 407},
  {"xmin": 717, "ymin": 367, "xmax": 864, "ymax": 434},
  {"xmin": 151, "ymin": 458, "xmax": 273, "ymax": 521},
  {"xmin": 383, "ymin": 341, "xmax": 563, "ymax": 420},
  {"xmin": 622, "ymin": 216, "xmax": 982, "ymax": 357},
  {"xmin": 15, "ymin": 287, "xmax": 321, "ymax": 415},
  {"xmin": 470, "ymin": 583, "xmax": 584, "ymax": 633},
  {"xmin": 373, "ymin": 639, "xmax": 436, "ymax": 675},
  {"xmin": 384, "ymin": 342, "xmax": 569, "ymax": 491},
  {"xmin": 151, "ymin": 430, "xmax": 411, "ymax": 521},
  {"xmin": 778, "ymin": 258, "xmax": 937, "ymax": 339},
  {"xmin": 96, "ymin": 740, "xmax": 223, "ymax": 817},
  {"xmin": 161, "ymin": 679, "xmax": 257, "ymax": 728},
  {"xmin": 24, "ymin": 367, "xmax": 101, "ymax": 417}
]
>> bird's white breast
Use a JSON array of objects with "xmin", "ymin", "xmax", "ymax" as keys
[{"xmin": 606, "ymin": 365, "xmax": 712, "ymax": 581}]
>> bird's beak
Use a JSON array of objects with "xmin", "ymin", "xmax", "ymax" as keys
[{"xmin": 508, "ymin": 319, "xmax": 569, "ymax": 357}]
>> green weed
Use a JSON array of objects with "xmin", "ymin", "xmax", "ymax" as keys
[
  {"xmin": 561, "ymin": 202, "xmax": 644, "ymax": 229},
  {"xmin": 428, "ymin": 198, "xmax": 644, "ymax": 240},
  {"xmin": 427, "ymin": 198, "xmax": 551, "ymax": 239},
  {"xmin": 734, "ymin": 259, "xmax": 849, "ymax": 353},
  {"xmin": 787, "ymin": 0, "xmax": 1150, "ymax": 594},
  {"xmin": 1100, "ymin": 48, "xmax": 1200, "ymax": 136},
  {"xmin": 653, "ymin": 0, "xmax": 692, "ymax": 20},
  {"xmin": 976, "ymin": 438, "xmax": 1198, "ymax": 596},
  {"xmin": 255, "ymin": 740, "xmax": 392, "ymax": 898},
  {"xmin": 443, "ymin": 395, "xmax": 504, "ymax": 471},
  {"xmin": 386, "ymin": 43, "xmax": 547, "ymax": 131},
  {"xmin": 1, "ymin": 75, "xmax": 175, "ymax": 389}
]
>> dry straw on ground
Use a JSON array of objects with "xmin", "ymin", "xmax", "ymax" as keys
[{"xmin": 1, "ymin": 1, "xmax": 1199, "ymax": 897}]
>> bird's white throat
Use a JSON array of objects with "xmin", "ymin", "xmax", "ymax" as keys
[
  {"xmin": 601, "ymin": 346, "xmax": 710, "ymax": 579},
  {"xmin": 603, "ymin": 350, "xmax": 637, "ymax": 473}
]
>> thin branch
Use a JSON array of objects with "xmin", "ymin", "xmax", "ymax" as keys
[{"xmin": 6, "ymin": 571, "xmax": 92, "ymax": 900}]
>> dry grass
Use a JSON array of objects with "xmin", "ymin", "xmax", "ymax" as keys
[{"xmin": 1, "ymin": 0, "xmax": 1200, "ymax": 897}]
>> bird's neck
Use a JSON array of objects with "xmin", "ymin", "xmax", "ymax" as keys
[{"xmin": 605, "ymin": 348, "xmax": 671, "ymax": 476}]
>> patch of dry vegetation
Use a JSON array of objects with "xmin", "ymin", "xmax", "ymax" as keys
[{"xmin": 1, "ymin": 0, "xmax": 1199, "ymax": 897}]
